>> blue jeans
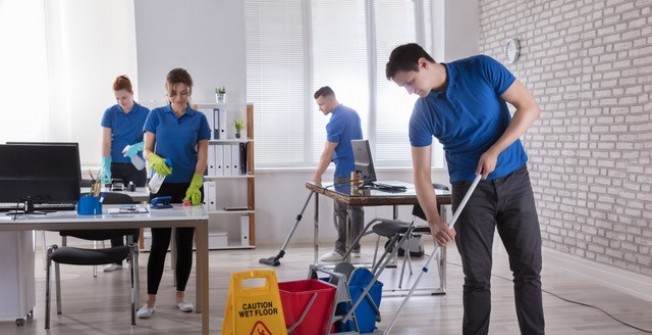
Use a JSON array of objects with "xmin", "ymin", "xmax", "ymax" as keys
[{"xmin": 452, "ymin": 166, "xmax": 544, "ymax": 335}]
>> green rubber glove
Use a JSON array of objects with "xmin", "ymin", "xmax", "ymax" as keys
[
  {"xmin": 122, "ymin": 141, "xmax": 144, "ymax": 158},
  {"xmin": 183, "ymin": 173, "xmax": 203, "ymax": 205},
  {"xmin": 148, "ymin": 153, "xmax": 172, "ymax": 176},
  {"xmin": 100, "ymin": 156, "xmax": 112, "ymax": 185}
]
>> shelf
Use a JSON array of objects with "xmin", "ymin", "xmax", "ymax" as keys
[
  {"xmin": 208, "ymin": 209, "xmax": 255, "ymax": 215},
  {"xmin": 208, "ymin": 139, "xmax": 253, "ymax": 144},
  {"xmin": 205, "ymin": 174, "xmax": 254, "ymax": 179}
]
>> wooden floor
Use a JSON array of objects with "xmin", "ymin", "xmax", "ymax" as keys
[{"xmin": 1, "ymin": 242, "xmax": 651, "ymax": 334}]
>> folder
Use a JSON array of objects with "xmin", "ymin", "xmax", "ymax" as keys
[
  {"xmin": 231, "ymin": 144, "xmax": 240, "ymax": 176},
  {"xmin": 207, "ymin": 144, "xmax": 216, "ymax": 176},
  {"xmin": 200, "ymin": 107, "xmax": 215, "ymax": 140},
  {"xmin": 214, "ymin": 145, "xmax": 224, "ymax": 176},
  {"xmin": 222, "ymin": 144, "xmax": 232, "ymax": 176},
  {"xmin": 212, "ymin": 108, "xmax": 220, "ymax": 140},
  {"xmin": 240, "ymin": 215, "xmax": 250, "ymax": 246},
  {"xmin": 204, "ymin": 181, "xmax": 217, "ymax": 211},
  {"xmin": 239, "ymin": 142, "xmax": 247, "ymax": 175},
  {"xmin": 218, "ymin": 107, "xmax": 228, "ymax": 139}
]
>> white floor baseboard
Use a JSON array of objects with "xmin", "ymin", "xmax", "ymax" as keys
[{"xmin": 543, "ymin": 247, "xmax": 652, "ymax": 303}]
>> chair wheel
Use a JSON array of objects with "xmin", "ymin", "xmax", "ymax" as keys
[{"xmin": 15, "ymin": 318, "xmax": 25, "ymax": 326}]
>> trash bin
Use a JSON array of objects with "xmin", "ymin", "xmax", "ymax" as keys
[{"xmin": 278, "ymin": 279, "xmax": 337, "ymax": 335}]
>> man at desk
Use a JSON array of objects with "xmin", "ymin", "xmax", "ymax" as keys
[
  {"xmin": 312, "ymin": 86, "xmax": 364, "ymax": 262},
  {"xmin": 386, "ymin": 43, "xmax": 544, "ymax": 334}
]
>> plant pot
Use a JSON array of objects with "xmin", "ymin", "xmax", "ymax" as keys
[
  {"xmin": 216, "ymin": 93, "xmax": 226, "ymax": 104},
  {"xmin": 235, "ymin": 133, "xmax": 241, "ymax": 139}
]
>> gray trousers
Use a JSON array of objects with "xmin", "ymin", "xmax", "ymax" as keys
[
  {"xmin": 452, "ymin": 166, "xmax": 544, "ymax": 335},
  {"xmin": 333, "ymin": 177, "xmax": 364, "ymax": 254}
]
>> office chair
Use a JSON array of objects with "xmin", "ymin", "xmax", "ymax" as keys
[
  {"xmin": 45, "ymin": 193, "xmax": 140, "ymax": 329},
  {"xmin": 61, "ymin": 192, "xmax": 137, "ymax": 277}
]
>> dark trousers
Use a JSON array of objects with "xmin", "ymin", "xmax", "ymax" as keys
[
  {"xmin": 109, "ymin": 163, "xmax": 147, "ymax": 263},
  {"xmin": 146, "ymin": 182, "xmax": 202, "ymax": 295},
  {"xmin": 452, "ymin": 166, "xmax": 544, "ymax": 335},
  {"xmin": 333, "ymin": 176, "xmax": 364, "ymax": 254},
  {"xmin": 110, "ymin": 162, "xmax": 147, "ymax": 187}
]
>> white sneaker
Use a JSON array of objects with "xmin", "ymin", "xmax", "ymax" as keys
[
  {"xmin": 136, "ymin": 305, "xmax": 155, "ymax": 319},
  {"xmin": 320, "ymin": 250, "xmax": 344, "ymax": 262},
  {"xmin": 177, "ymin": 301, "xmax": 194, "ymax": 313},
  {"xmin": 351, "ymin": 250, "xmax": 361, "ymax": 258},
  {"xmin": 103, "ymin": 263, "xmax": 122, "ymax": 272}
]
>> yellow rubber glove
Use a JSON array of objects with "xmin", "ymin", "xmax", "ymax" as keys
[
  {"xmin": 183, "ymin": 173, "xmax": 203, "ymax": 206},
  {"xmin": 148, "ymin": 153, "xmax": 172, "ymax": 176}
]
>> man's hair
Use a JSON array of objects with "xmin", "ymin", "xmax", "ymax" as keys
[
  {"xmin": 165, "ymin": 68, "xmax": 193, "ymax": 92},
  {"xmin": 314, "ymin": 86, "xmax": 335, "ymax": 99},
  {"xmin": 385, "ymin": 43, "xmax": 436, "ymax": 80},
  {"xmin": 113, "ymin": 75, "xmax": 133, "ymax": 94}
]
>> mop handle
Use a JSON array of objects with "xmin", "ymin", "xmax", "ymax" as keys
[{"xmin": 384, "ymin": 174, "xmax": 482, "ymax": 334}]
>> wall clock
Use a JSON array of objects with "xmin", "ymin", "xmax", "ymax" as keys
[{"xmin": 504, "ymin": 38, "xmax": 520, "ymax": 64}]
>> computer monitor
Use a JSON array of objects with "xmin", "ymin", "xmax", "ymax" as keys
[
  {"xmin": 0, "ymin": 143, "xmax": 81, "ymax": 212},
  {"xmin": 351, "ymin": 139, "xmax": 377, "ymax": 185}
]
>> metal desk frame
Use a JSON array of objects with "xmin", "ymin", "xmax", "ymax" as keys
[{"xmin": 305, "ymin": 181, "xmax": 452, "ymax": 295}]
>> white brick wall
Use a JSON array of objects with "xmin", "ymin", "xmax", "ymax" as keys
[{"xmin": 478, "ymin": 0, "xmax": 652, "ymax": 275}]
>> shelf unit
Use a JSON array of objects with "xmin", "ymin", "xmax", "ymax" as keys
[{"xmin": 194, "ymin": 103, "xmax": 255, "ymax": 250}]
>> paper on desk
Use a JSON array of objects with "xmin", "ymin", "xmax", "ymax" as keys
[{"xmin": 107, "ymin": 205, "xmax": 149, "ymax": 214}]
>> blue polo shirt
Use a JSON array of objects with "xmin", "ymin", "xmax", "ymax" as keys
[
  {"xmin": 409, "ymin": 55, "xmax": 528, "ymax": 182},
  {"xmin": 143, "ymin": 104, "xmax": 211, "ymax": 183},
  {"xmin": 327, "ymin": 104, "xmax": 363, "ymax": 178},
  {"xmin": 101, "ymin": 102, "xmax": 149, "ymax": 163}
]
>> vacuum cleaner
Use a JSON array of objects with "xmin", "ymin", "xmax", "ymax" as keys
[{"xmin": 259, "ymin": 192, "xmax": 314, "ymax": 266}]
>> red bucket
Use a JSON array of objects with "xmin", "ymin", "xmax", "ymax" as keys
[{"xmin": 278, "ymin": 279, "xmax": 337, "ymax": 335}]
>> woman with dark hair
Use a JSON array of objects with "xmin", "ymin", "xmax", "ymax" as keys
[
  {"xmin": 100, "ymin": 75, "xmax": 149, "ymax": 272},
  {"xmin": 137, "ymin": 68, "xmax": 210, "ymax": 318}
]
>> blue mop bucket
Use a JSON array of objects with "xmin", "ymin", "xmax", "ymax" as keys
[{"xmin": 335, "ymin": 267, "xmax": 383, "ymax": 333}]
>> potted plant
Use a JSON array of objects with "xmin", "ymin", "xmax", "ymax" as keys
[
  {"xmin": 215, "ymin": 86, "xmax": 226, "ymax": 104},
  {"xmin": 234, "ymin": 119, "xmax": 245, "ymax": 138}
]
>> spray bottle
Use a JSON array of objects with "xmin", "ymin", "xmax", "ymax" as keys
[
  {"xmin": 148, "ymin": 158, "xmax": 172, "ymax": 194},
  {"xmin": 122, "ymin": 144, "xmax": 146, "ymax": 170}
]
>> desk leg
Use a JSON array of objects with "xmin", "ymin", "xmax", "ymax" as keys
[
  {"xmin": 313, "ymin": 193, "xmax": 319, "ymax": 265},
  {"xmin": 195, "ymin": 220, "xmax": 209, "ymax": 335}
]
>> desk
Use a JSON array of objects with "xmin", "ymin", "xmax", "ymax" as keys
[
  {"xmin": 0, "ymin": 205, "xmax": 210, "ymax": 335},
  {"xmin": 305, "ymin": 181, "xmax": 452, "ymax": 294}
]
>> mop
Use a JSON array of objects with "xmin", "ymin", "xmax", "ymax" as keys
[
  {"xmin": 382, "ymin": 174, "xmax": 482, "ymax": 334},
  {"xmin": 259, "ymin": 192, "xmax": 314, "ymax": 266}
]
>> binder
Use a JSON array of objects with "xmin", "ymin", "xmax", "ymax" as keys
[
  {"xmin": 207, "ymin": 144, "xmax": 216, "ymax": 176},
  {"xmin": 218, "ymin": 108, "xmax": 228, "ymax": 139},
  {"xmin": 239, "ymin": 142, "xmax": 247, "ymax": 175},
  {"xmin": 214, "ymin": 145, "xmax": 224, "ymax": 176},
  {"xmin": 200, "ymin": 107, "xmax": 215, "ymax": 140},
  {"xmin": 204, "ymin": 181, "xmax": 217, "ymax": 211},
  {"xmin": 222, "ymin": 144, "xmax": 232, "ymax": 176},
  {"xmin": 240, "ymin": 215, "xmax": 250, "ymax": 246},
  {"xmin": 230, "ymin": 144, "xmax": 240, "ymax": 176},
  {"xmin": 212, "ymin": 108, "xmax": 220, "ymax": 140}
]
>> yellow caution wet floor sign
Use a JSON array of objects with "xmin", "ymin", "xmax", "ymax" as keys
[{"xmin": 222, "ymin": 270, "xmax": 288, "ymax": 335}]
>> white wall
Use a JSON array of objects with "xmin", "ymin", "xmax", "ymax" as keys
[
  {"xmin": 46, "ymin": 0, "xmax": 138, "ymax": 165},
  {"xmin": 432, "ymin": 0, "xmax": 479, "ymax": 62},
  {"xmin": 133, "ymin": 0, "xmax": 246, "ymax": 107}
]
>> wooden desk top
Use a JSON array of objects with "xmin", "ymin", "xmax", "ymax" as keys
[{"xmin": 305, "ymin": 181, "xmax": 452, "ymax": 207}]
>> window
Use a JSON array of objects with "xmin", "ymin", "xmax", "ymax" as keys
[{"xmin": 246, "ymin": 0, "xmax": 444, "ymax": 168}]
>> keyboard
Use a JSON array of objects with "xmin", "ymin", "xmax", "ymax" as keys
[
  {"xmin": 0, "ymin": 202, "xmax": 76, "ymax": 212},
  {"xmin": 372, "ymin": 183, "xmax": 407, "ymax": 193}
]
